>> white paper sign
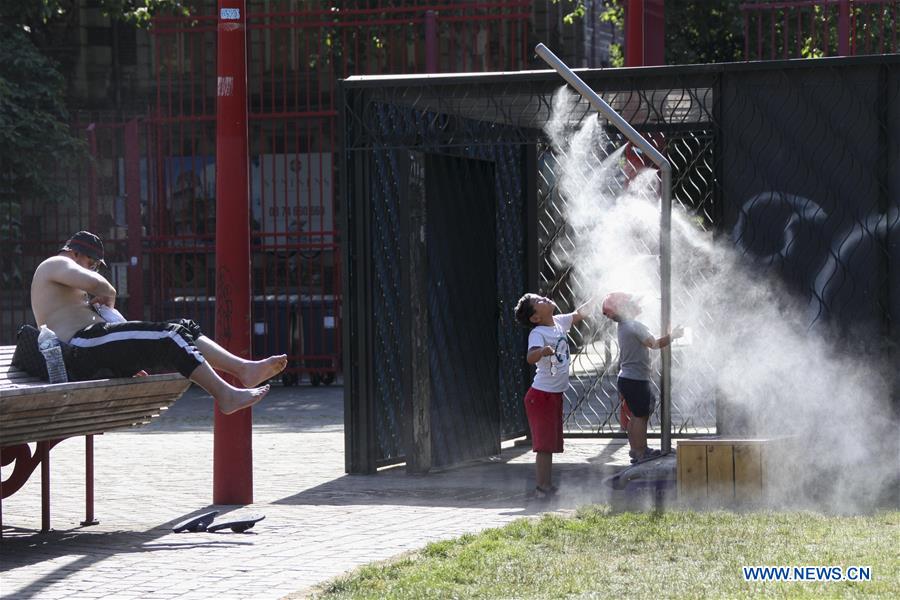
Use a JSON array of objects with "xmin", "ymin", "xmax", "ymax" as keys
[{"xmin": 251, "ymin": 153, "xmax": 334, "ymax": 248}]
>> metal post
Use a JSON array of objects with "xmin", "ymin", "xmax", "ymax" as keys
[
  {"xmin": 87, "ymin": 124, "xmax": 99, "ymax": 233},
  {"xmin": 81, "ymin": 435, "xmax": 98, "ymax": 526},
  {"xmin": 659, "ymin": 167, "xmax": 672, "ymax": 453},
  {"xmin": 39, "ymin": 441, "xmax": 50, "ymax": 533},
  {"xmin": 124, "ymin": 119, "xmax": 144, "ymax": 320},
  {"xmin": 643, "ymin": 0, "xmax": 665, "ymax": 66},
  {"xmin": 625, "ymin": 0, "xmax": 644, "ymax": 67},
  {"xmin": 838, "ymin": 0, "xmax": 851, "ymax": 56},
  {"xmin": 425, "ymin": 11, "xmax": 438, "ymax": 73},
  {"xmin": 535, "ymin": 43, "xmax": 673, "ymax": 453},
  {"xmin": 214, "ymin": 0, "xmax": 253, "ymax": 504}
]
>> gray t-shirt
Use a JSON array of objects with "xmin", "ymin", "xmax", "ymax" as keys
[
  {"xmin": 617, "ymin": 319, "xmax": 653, "ymax": 381},
  {"xmin": 527, "ymin": 313, "xmax": 574, "ymax": 393}
]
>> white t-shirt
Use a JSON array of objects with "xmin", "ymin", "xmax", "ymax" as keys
[
  {"xmin": 617, "ymin": 319, "xmax": 653, "ymax": 381},
  {"xmin": 527, "ymin": 313, "xmax": 575, "ymax": 393}
]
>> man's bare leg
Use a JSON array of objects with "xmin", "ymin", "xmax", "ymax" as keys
[
  {"xmin": 194, "ymin": 336, "xmax": 287, "ymax": 387},
  {"xmin": 189, "ymin": 362, "xmax": 270, "ymax": 415}
]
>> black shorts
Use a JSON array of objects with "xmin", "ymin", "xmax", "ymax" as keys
[
  {"xmin": 68, "ymin": 318, "xmax": 206, "ymax": 379},
  {"xmin": 617, "ymin": 376, "xmax": 656, "ymax": 418}
]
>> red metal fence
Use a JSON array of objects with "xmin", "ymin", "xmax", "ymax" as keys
[
  {"xmin": 741, "ymin": 0, "xmax": 899, "ymax": 60},
  {"xmin": 147, "ymin": 1, "xmax": 531, "ymax": 385},
  {"xmin": 0, "ymin": 1, "xmax": 532, "ymax": 386},
  {"xmin": 0, "ymin": 119, "xmax": 142, "ymax": 342}
]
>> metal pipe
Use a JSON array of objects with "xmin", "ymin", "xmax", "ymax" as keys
[
  {"xmin": 535, "ymin": 43, "xmax": 673, "ymax": 453},
  {"xmin": 660, "ymin": 167, "xmax": 672, "ymax": 454},
  {"xmin": 535, "ymin": 44, "xmax": 669, "ymax": 169}
]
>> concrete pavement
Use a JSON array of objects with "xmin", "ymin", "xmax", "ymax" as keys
[{"xmin": 1, "ymin": 383, "xmax": 637, "ymax": 599}]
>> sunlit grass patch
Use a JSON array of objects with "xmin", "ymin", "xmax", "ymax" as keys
[{"xmin": 309, "ymin": 507, "xmax": 899, "ymax": 599}]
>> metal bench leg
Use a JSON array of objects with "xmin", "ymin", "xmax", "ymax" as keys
[
  {"xmin": 81, "ymin": 435, "xmax": 98, "ymax": 526},
  {"xmin": 39, "ymin": 441, "xmax": 50, "ymax": 533}
]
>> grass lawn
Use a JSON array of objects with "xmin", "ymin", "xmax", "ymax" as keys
[{"xmin": 311, "ymin": 507, "xmax": 899, "ymax": 599}]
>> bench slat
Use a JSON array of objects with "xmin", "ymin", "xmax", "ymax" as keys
[
  {"xmin": 2, "ymin": 414, "xmax": 165, "ymax": 446},
  {"xmin": 2, "ymin": 405, "xmax": 166, "ymax": 437},
  {"xmin": 2, "ymin": 393, "xmax": 182, "ymax": 426},
  {"xmin": 1, "ymin": 377, "xmax": 189, "ymax": 410},
  {"xmin": 0, "ymin": 373, "xmax": 188, "ymax": 401}
]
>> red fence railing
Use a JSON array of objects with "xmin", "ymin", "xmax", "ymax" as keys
[
  {"xmin": 143, "ymin": 1, "xmax": 532, "ymax": 384},
  {"xmin": 741, "ymin": 0, "xmax": 898, "ymax": 60}
]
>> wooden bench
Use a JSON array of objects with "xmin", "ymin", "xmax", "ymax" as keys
[{"xmin": 1, "ymin": 344, "xmax": 191, "ymax": 534}]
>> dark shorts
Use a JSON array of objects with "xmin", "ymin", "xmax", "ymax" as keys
[
  {"xmin": 68, "ymin": 318, "xmax": 206, "ymax": 380},
  {"xmin": 617, "ymin": 376, "xmax": 656, "ymax": 418},
  {"xmin": 524, "ymin": 387, "xmax": 564, "ymax": 453}
]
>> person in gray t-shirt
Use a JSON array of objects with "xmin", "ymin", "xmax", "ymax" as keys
[{"xmin": 602, "ymin": 292, "xmax": 683, "ymax": 463}]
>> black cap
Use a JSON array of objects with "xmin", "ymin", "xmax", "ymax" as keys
[{"xmin": 61, "ymin": 231, "xmax": 106, "ymax": 267}]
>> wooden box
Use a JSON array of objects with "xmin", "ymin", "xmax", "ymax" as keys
[{"xmin": 677, "ymin": 438, "xmax": 784, "ymax": 507}]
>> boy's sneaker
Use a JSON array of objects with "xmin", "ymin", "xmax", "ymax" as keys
[{"xmin": 630, "ymin": 448, "xmax": 662, "ymax": 464}]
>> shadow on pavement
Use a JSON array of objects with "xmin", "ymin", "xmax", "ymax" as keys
[
  {"xmin": 0, "ymin": 506, "xmax": 252, "ymax": 597},
  {"xmin": 273, "ymin": 443, "xmax": 626, "ymax": 515}
]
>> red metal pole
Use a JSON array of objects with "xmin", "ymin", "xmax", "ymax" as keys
[
  {"xmin": 39, "ymin": 441, "xmax": 50, "ymax": 533},
  {"xmin": 125, "ymin": 119, "xmax": 145, "ymax": 320},
  {"xmin": 214, "ymin": 0, "xmax": 253, "ymax": 505},
  {"xmin": 625, "ymin": 0, "xmax": 644, "ymax": 67},
  {"xmin": 87, "ymin": 124, "xmax": 98, "ymax": 233},
  {"xmin": 80, "ymin": 435, "xmax": 98, "ymax": 526},
  {"xmin": 643, "ymin": 0, "xmax": 665, "ymax": 66},
  {"xmin": 838, "ymin": 0, "xmax": 851, "ymax": 56},
  {"xmin": 625, "ymin": 0, "xmax": 664, "ymax": 67},
  {"xmin": 425, "ymin": 10, "xmax": 438, "ymax": 73}
]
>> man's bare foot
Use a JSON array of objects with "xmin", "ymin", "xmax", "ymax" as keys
[
  {"xmin": 239, "ymin": 355, "xmax": 288, "ymax": 388},
  {"xmin": 218, "ymin": 384, "xmax": 270, "ymax": 415}
]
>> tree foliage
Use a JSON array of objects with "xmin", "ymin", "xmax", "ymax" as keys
[
  {"xmin": 0, "ymin": 0, "xmax": 190, "ymax": 273},
  {"xmin": 1, "ymin": 0, "xmax": 190, "ymax": 31},
  {"xmin": 0, "ymin": 27, "xmax": 82, "ymax": 202},
  {"xmin": 663, "ymin": 0, "xmax": 743, "ymax": 64},
  {"xmin": 567, "ymin": 0, "xmax": 744, "ymax": 66}
]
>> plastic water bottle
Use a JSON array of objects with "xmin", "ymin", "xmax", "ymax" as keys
[{"xmin": 38, "ymin": 325, "xmax": 68, "ymax": 384}]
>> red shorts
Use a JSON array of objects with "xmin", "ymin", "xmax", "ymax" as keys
[{"xmin": 524, "ymin": 387, "xmax": 564, "ymax": 453}]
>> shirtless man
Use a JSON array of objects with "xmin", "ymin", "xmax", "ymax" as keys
[{"xmin": 31, "ymin": 231, "xmax": 287, "ymax": 414}]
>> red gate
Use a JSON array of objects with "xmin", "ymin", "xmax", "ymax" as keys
[{"xmin": 145, "ymin": 1, "xmax": 532, "ymax": 385}]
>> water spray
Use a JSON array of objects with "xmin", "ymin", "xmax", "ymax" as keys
[{"xmin": 535, "ymin": 43, "xmax": 675, "ymax": 454}]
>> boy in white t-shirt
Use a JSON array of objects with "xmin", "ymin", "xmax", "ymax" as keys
[{"xmin": 514, "ymin": 293, "xmax": 591, "ymax": 498}]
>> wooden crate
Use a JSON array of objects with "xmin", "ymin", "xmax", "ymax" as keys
[{"xmin": 677, "ymin": 438, "xmax": 780, "ymax": 507}]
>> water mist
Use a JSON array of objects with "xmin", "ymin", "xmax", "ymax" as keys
[{"xmin": 546, "ymin": 85, "xmax": 898, "ymax": 513}]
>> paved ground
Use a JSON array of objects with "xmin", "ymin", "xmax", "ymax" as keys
[{"xmin": 1, "ymin": 383, "xmax": 641, "ymax": 599}]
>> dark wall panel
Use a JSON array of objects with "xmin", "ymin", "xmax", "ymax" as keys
[{"xmin": 426, "ymin": 154, "xmax": 500, "ymax": 467}]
